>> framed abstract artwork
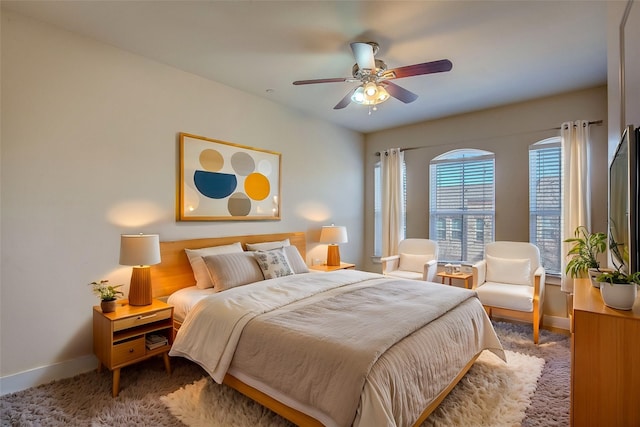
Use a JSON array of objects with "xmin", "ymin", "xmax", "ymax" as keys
[{"xmin": 178, "ymin": 133, "xmax": 281, "ymax": 221}]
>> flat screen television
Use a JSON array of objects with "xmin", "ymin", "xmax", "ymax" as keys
[{"xmin": 608, "ymin": 124, "xmax": 639, "ymax": 274}]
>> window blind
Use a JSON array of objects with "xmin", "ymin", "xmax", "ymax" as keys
[
  {"xmin": 430, "ymin": 151, "xmax": 495, "ymax": 263},
  {"xmin": 529, "ymin": 139, "xmax": 562, "ymax": 274}
]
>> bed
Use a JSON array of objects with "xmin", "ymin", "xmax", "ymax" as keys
[{"xmin": 150, "ymin": 232, "xmax": 504, "ymax": 427}]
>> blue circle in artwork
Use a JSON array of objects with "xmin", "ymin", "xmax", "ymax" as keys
[{"xmin": 194, "ymin": 170, "xmax": 237, "ymax": 199}]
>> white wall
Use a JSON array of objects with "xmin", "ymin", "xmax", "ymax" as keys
[
  {"xmin": 363, "ymin": 86, "xmax": 609, "ymax": 322},
  {"xmin": 607, "ymin": 0, "xmax": 639, "ymax": 155},
  {"xmin": 0, "ymin": 11, "xmax": 364, "ymax": 393}
]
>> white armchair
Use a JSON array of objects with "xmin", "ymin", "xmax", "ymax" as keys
[
  {"xmin": 381, "ymin": 239, "xmax": 439, "ymax": 282},
  {"xmin": 472, "ymin": 241, "xmax": 545, "ymax": 343}
]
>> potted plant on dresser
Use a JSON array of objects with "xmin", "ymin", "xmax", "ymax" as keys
[
  {"xmin": 564, "ymin": 226, "xmax": 609, "ymax": 287},
  {"xmin": 90, "ymin": 280, "xmax": 123, "ymax": 313},
  {"xmin": 597, "ymin": 269, "xmax": 640, "ymax": 310}
]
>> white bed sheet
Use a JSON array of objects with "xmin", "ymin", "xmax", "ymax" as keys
[{"xmin": 167, "ymin": 286, "xmax": 216, "ymax": 322}]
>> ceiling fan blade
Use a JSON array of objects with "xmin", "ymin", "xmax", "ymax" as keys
[
  {"xmin": 386, "ymin": 59, "xmax": 453, "ymax": 79},
  {"xmin": 334, "ymin": 87, "xmax": 358, "ymax": 110},
  {"xmin": 293, "ymin": 77, "xmax": 349, "ymax": 85},
  {"xmin": 381, "ymin": 81, "xmax": 418, "ymax": 104},
  {"xmin": 350, "ymin": 42, "xmax": 376, "ymax": 71}
]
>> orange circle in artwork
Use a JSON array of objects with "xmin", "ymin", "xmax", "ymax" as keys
[{"xmin": 244, "ymin": 173, "xmax": 270, "ymax": 201}]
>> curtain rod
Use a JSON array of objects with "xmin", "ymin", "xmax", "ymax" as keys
[
  {"xmin": 555, "ymin": 119, "xmax": 603, "ymax": 130},
  {"xmin": 374, "ymin": 119, "xmax": 603, "ymax": 156}
]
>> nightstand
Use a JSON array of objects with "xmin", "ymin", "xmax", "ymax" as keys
[
  {"xmin": 93, "ymin": 299, "xmax": 174, "ymax": 397},
  {"xmin": 309, "ymin": 262, "xmax": 356, "ymax": 272}
]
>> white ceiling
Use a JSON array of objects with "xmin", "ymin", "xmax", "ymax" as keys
[{"xmin": 2, "ymin": 0, "xmax": 608, "ymax": 133}]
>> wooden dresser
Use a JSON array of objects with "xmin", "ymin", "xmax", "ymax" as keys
[{"xmin": 571, "ymin": 278, "xmax": 640, "ymax": 426}]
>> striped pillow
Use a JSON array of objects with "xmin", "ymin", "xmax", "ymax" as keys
[
  {"xmin": 202, "ymin": 252, "xmax": 264, "ymax": 292},
  {"xmin": 185, "ymin": 242, "xmax": 244, "ymax": 289}
]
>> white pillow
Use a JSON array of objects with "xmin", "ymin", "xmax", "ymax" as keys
[
  {"xmin": 202, "ymin": 252, "xmax": 264, "ymax": 292},
  {"xmin": 283, "ymin": 246, "xmax": 309, "ymax": 274},
  {"xmin": 245, "ymin": 239, "xmax": 290, "ymax": 251},
  {"xmin": 398, "ymin": 253, "xmax": 434, "ymax": 273},
  {"xmin": 486, "ymin": 254, "xmax": 531, "ymax": 286},
  {"xmin": 185, "ymin": 242, "xmax": 243, "ymax": 289},
  {"xmin": 253, "ymin": 248, "xmax": 294, "ymax": 279}
]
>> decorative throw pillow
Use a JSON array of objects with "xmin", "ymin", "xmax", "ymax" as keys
[
  {"xmin": 283, "ymin": 246, "xmax": 309, "ymax": 274},
  {"xmin": 253, "ymin": 248, "xmax": 294, "ymax": 279},
  {"xmin": 185, "ymin": 242, "xmax": 244, "ymax": 289},
  {"xmin": 486, "ymin": 254, "xmax": 531, "ymax": 286},
  {"xmin": 245, "ymin": 239, "xmax": 290, "ymax": 251},
  {"xmin": 398, "ymin": 253, "xmax": 434, "ymax": 274},
  {"xmin": 202, "ymin": 252, "xmax": 264, "ymax": 292}
]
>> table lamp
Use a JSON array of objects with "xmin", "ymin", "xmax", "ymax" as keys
[
  {"xmin": 119, "ymin": 234, "xmax": 161, "ymax": 306},
  {"xmin": 319, "ymin": 225, "xmax": 348, "ymax": 266}
]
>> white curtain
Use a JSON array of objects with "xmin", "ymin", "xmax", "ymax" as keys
[
  {"xmin": 381, "ymin": 148, "xmax": 405, "ymax": 257},
  {"xmin": 561, "ymin": 120, "xmax": 591, "ymax": 293}
]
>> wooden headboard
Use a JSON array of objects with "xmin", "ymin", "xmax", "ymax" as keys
[{"xmin": 150, "ymin": 232, "xmax": 306, "ymax": 298}]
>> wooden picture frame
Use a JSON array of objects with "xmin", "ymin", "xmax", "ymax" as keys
[{"xmin": 178, "ymin": 133, "xmax": 281, "ymax": 221}]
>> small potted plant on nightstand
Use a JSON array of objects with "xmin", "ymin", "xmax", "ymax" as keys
[
  {"xmin": 90, "ymin": 280, "xmax": 123, "ymax": 313},
  {"xmin": 564, "ymin": 226, "xmax": 608, "ymax": 288},
  {"xmin": 596, "ymin": 269, "xmax": 640, "ymax": 311}
]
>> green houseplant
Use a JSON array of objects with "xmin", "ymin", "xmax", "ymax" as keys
[
  {"xmin": 90, "ymin": 280, "xmax": 123, "ymax": 313},
  {"xmin": 564, "ymin": 226, "xmax": 608, "ymax": 287},
  {"xmin": 596, "ymin": 269, "xmax": 640, "ymax": 311},
  {"xmin": 597, "ymin": 269, "xmax": 640, "ymax": 285}
]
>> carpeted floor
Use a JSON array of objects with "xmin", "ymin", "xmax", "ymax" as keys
[{"xmin": 0, "ymin": 321, "xmax": 570, "ymax": 427}]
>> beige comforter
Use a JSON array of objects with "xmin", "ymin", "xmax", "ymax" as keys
[{"xmin": 170, "ymin": 270, "xmax": 504, "ymax": 427}]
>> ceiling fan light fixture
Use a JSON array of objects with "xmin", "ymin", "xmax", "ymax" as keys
[
  {"xmin": 364, "ymin": 82, "xmax": 378, "ymax": 97},
  {"xmin": 376, "ymin": 86, "xmax": 390, "ymax": 102},
  {"xmin": 351, "ymin": 86, "xmax": 366, "ymax": 103},
  {"xmin": 352, "ymin": 83, "xmax": 390, "ymax": 106}
]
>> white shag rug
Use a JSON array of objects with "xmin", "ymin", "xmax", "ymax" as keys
[{"xmin": 161, "ymin": 349, "xmax": 544, "ymax": 427}]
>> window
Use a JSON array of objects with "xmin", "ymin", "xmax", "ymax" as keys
[
  {"xmin": 529, "ymin": 137, "xmax": 562, "ymax": 275},
  {"xmin": 475, "ymin": 218, "xmax": 485, "ymax": 242},
  {"xmin": 373, "ymin": 161, "xmax": 406, "ymax": 257},
  {"xmin": 436, "ymin": 217, "xmax": 447, "ymax": 241},
  {"xmin": 429, "ymin": 149, "xmax": 495, "ymax": 263}
]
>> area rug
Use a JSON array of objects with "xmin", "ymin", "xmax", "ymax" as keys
[{"xmin": 161, "ymin": 349, "xmax": 544, "ymax": 427}]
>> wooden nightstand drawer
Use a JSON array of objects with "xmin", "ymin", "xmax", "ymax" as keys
[
  {"xmin": 113, "ymin": 308, "xmax": 172, "ymax": 332},
  {"xmin": 112, "ymin": 337, "xmax": 145, "ymax": 365}
]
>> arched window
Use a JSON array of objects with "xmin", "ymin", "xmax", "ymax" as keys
[
  {"xmin": 529, "ymin": 137, "xmax": 562, "ymax": 275},
  {"xmin": 429, "ymin": 149, "xmax": 495, "ymax": 263}
]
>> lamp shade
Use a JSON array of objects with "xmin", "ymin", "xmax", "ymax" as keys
[
  {"xmin": 119, "ymin": 234, "xmax": 161, "ymax": 266},
  {"xmin": 319, "ymin": 225, "xmax": 348, "ymax": 244}
]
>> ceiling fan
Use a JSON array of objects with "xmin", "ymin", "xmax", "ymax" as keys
[{"xmin": 293, "ymin": 42, "xmax": 453, "ymax": 110}]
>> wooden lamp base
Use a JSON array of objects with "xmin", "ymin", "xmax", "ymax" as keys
[
  {"xmin": 128, "ymin": 266, "xmax": 153, "ymax": 306},
  {"xmin": 326, "ymin": 245, "xmax": 341, "ymax": 267}
]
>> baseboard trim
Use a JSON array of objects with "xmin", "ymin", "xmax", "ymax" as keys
[
  {"xmin": 543, "ymin": 315, "xmax": 570, "ymax": 332},
  {"xmin": 492, "ymin": 313, "xmax": 571, "ymax": 334},
  {"xmin": 0, "ymin": 354, "xmax": 98, "ymax": 396}
]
